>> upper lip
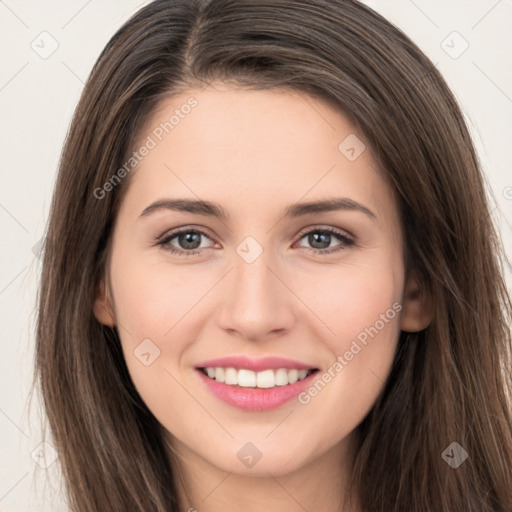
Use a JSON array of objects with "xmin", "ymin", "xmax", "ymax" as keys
[{"xmin": 195, "ymin": 356, "xmax": 317, "ymax": 372}]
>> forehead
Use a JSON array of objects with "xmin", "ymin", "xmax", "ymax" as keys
[{"xmin": 121, "ymin": 85, "xmax": 397, "ymax": 229}]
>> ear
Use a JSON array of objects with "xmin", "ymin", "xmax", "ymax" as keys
[
  {"xmin": 93, "ymin": 279, "xmax": 116, "ymax": 327},
  {"xmin": 400, "ymin": 270, "xmax": 433, "ymax": 332}
]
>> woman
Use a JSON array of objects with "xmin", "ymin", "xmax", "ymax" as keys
[{"xmin": 35, "ymin": 0, "xmax": 512, "ymax": 510}]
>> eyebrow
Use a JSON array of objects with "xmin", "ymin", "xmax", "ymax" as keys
[{"xmin": 139, "ymin": 197, "xmax": 377, "ymax": 220}]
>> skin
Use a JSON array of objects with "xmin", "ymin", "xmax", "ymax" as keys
[{"xmin": 94, "ymin": 83, "xmax": 432, "ymax": 512}]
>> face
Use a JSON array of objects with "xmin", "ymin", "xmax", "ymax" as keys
[{"xmin": 95, "ymin": 83, "xmax": 430, "ymax": 478}]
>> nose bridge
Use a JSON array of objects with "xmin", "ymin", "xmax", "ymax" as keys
[
  {"xmin": 234, "ymin": 245, "xmax": 274, "ymax": 301},
  {"xmin": 217, "ymin": 237, "xmax": 295, "ymax": 339}
]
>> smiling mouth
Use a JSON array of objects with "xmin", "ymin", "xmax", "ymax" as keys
[{"xmin": 198, "ymin": 367, "xmax": 319, "ymax": 389}]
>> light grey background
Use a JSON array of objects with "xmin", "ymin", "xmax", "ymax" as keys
[{"xmin": 0, "ymin": 1, "xmax": 510, "ymax": 510}]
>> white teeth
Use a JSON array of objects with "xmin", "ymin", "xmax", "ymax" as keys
[
  {"xmin": 202, "ymin": 367, "xmax": 313, "ymax": 388},
  {"xmin": 256, "ymin": 369, "xmax": 275, "ymax": 388},
  {"xmin": 238, "ymin": 369, "xmax": 256, "ymax": 387},
  {"xmin": 275, "ymin": 368, "xmax": 289, "ymax": 386},
  {"xmin": 288, "ymin": 369, "xmax": 299, "ymax": 384},
  {"xmin": 224, "ymin": 367, "xmax": 238, "ymax": 385},
  {"xmin": 214, "ymin": 367, "xmax": 225, "ymax": 383}
]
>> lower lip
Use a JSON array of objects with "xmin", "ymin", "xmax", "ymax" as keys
[{"xmin": 196, "ymin": 369, "xmax": 317, "ymax": 411}]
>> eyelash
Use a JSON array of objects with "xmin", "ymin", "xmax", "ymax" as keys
[{"xmin": 156, "ymin": 226, "xmax": 355, "ymax": 257}]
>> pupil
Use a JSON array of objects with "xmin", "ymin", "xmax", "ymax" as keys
[
  {"xmin": 180, "ymin": 232, "xmax": 201, "ymax": 249},
  {"xmin": 310, "ymin": 232, "xmax": 330, "ymax": 249}
]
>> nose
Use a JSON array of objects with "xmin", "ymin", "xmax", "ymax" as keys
[{"xmin": 217, "ymin": 246, "xmax": 296, "ymax": 342}]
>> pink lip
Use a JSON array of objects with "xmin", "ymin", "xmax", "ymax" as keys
[
  {"xmin": 196, "ymin": 368, "xmax": 318, "ymax": 411},
  {"xmin": 195, "ymin": 355, "xmax": 316, "ymax": 372}
]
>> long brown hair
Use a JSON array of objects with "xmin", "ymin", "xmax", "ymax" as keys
[{"xmin": 34, "ymin": 0, "xmax": 512, "ymax": 510}]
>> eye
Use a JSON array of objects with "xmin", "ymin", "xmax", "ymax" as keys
[
  {"xmin": 294, "ymin": 227, "xmax": 355, "ymax": 254},
  {"xmin": 157, "ymin": 228, "xmax": 215, "ymax": 257},
  {"xmin": 156, "ymin": 226, "xmax": 355, "ymax": 257}
]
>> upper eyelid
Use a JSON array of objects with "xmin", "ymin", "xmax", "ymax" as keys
[
  {"xmin": 296, "ymin": 225, "xmax": 353, "ymax": 239},
  {"xmin": 158, "ymin": 225, "xmax": 213, "ymax": 240}
]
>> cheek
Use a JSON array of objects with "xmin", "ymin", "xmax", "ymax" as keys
[
  {"xmin": 295, "ymin": 261, "xmax": 402, "ymax": 423},
  {"xmin": 108, "ymin": 257, "xmax": 196, "ymax": 430},
  {"xmin": 109, "ymin": 251, "xmax": 201, "ymax": 339},
  {"xmin": 299, "ymin": 257, "xmax": 402, "ymax": 346},
  {"xmin": 108, "ymin": 253, "xmax": 211, "ymax": 410}
]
